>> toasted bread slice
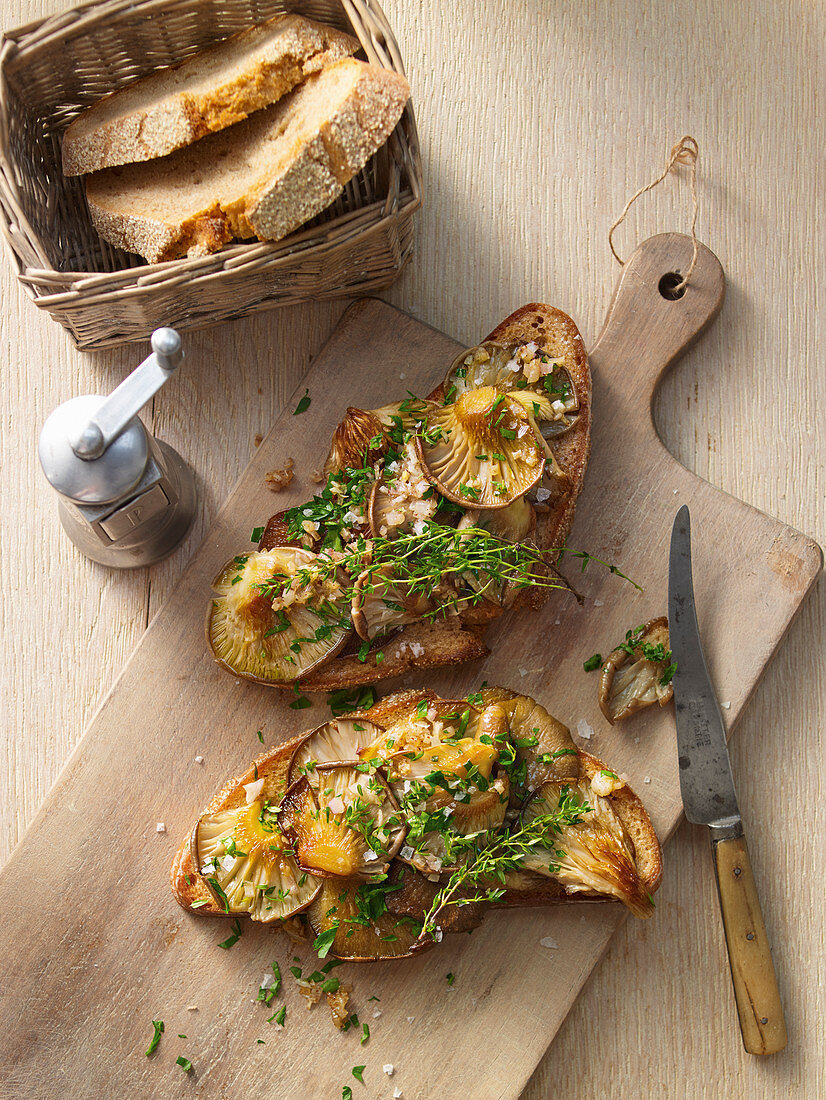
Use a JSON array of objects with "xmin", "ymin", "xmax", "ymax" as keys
[
  {"xmin": 254, "ymin": 304, "xmax": 591, "ymax": 690},
  {"xmin": 63, "ymin": 14, "xmax": 359, "ymax": 176},
  {"xmin": 86, "ymin": 59, "xmax": 410, "ymax": 262},
  {"xmin": 172, "ymin": 689, "xmax": 661, "ymax": 953}
]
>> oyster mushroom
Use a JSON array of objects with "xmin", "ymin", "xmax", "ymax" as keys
[
  {"xmin": 366, "ymin": 440, "xmax": 437, "ymax": 539},
  {"xmin": 279, "ymin": 763, "xmax": 406, "ymax": 879},
  {"xmin": 323, "ymin": 407, "xmax": 388, "ymax": 475},
  {"xmin": 207, "ymin": 547, "xmax": 351, "ymax": 684},
  {"xmin": 444, "ymin": 341, "xmax": 580, "ymax": 440},
  {"xmin": 351, "ymin": 563, "xmax": 436, "ymax": 640},
  {"xmin": 599, "ymin": 617, "xmax": 675, "ymax": 724},
  {"xmin": 457, "ymin": 497, "xmax": 536, "ymax": 544},
  {"xmin": 290, "ymin": 717, "xmax": 387, "ymax": 783},
  {"xmin": 192, "ymin": 801, "xmax": 321, "ymax": 921},
  {"xmin": 416, "ymin": 388, "xmax": 544, "ymax": 508},
  {"xmin": 479, "ymin": 686, "xmax": 580, "ymax": 799},
  {"xmin": 306, "ymin": 875, "xmax": 428, "ymax": 961},
  {"xmin": 518, "ymin": 779, "xmax": 655, "ymax": 918},
  {"xmin": 362, "ymin": 703, "xmax": 511, "ymax": 875}
]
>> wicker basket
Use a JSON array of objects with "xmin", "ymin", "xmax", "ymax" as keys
[{"xmin": 0, "ymin": 0, "xmax": 422, "ymax": 349}]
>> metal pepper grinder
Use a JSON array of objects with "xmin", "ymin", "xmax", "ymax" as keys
[{"xmin": 38, "ymin": 328, "xmax": 197, "ymax": 568}]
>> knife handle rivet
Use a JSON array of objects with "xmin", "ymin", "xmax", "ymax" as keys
[
  {"xmin": 746, "ymin": 932, "xmax": 755, "ymax": 941},
  {"xmin": 733, "ymin": 867, "xmax": 742, "ymax": 877},
  {"xmin": 761, "ymin": 1017, "xmax": 769, "ymax": 1025}
]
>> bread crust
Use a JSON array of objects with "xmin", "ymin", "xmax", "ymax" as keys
[{"xmin": 63, "ymin": 14, "xmax": 359, "ymax": 175}]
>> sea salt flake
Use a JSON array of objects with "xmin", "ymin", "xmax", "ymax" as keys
[
  {"xmin": 518, "ymin": 666, "xmax": 528, "ymax": 677},
  {"xmin": 260, "ymin": 973, "xmax": 275, "ymax": 990},
  {"xmin": 244, "ymin": 777, "xmax": 265, "ymax": 804},
  {"xmin": 644, "ymin": 776, "xmax": 651, "ymax": 784},
  {"xmin": 594, "ymin": 599, "xmax": 604, "ymax": 607},
  {"xmin": 372, "ymin": 1009, "xmax": 382, "ymax": 1019},
  {"xmin": 576, "ymin": 719, "xmax": 594, "ymax": 740},
  {"xmin": 721, "ymin": 701, "xmax": 731, "ymax": 709},
  {"xmin": 327, "ymin": 795, "xmax": 345, "ymax": 814},
  {"xmin": 194, "ymin": 755, "xmax": 204, "ymax": 764},
  {"xmin": 394, "ymin": 1089, "xmax": 403, "ymax": 1099},
  {"xmin": 540, "ymin": 936, "xmax": 559, "ymax": 949},
  {"xmin": 156, "ymin": 822, "xmax": 166, "ymax": 833},
  {"xmin": 535, "ymin": 487, "xmax": 551, "ymax": 503}
]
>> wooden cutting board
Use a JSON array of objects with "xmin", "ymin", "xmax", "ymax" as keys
[{"xmin": 0, "ymin": 234, "xmax": 820, "ymax": 1100}]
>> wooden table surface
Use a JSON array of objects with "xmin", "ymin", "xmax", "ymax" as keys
[{"xmin": 1, "ymin": 1, "xmax": 822, "ymax": 1097}]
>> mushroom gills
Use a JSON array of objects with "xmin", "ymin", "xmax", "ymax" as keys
[
  {"xmin": 306, "ymin": 875, "xmax": 426, "ymax": 960},
  {"xmin": 324, "ymin": 407, "xmax": 388, "ymax": 475},
  {"xmin": 194, "ymin": 802, "xmax": 321, "ymax": 921},
  {"xmin": 207, "ymin": 548, "xmax": 350, "ymax": 683},
  {"xmin": 416, "ymin": 387, "xmax": 544, "ymax": 508},
  {"xmin": 351, "ymin": 563, "xmax": 437, "ymax": 640},
  {"xmin": 599, "ymin": 617, "xmax": 675, "ymax": 724},
  {"xmin": 279, "ymin": 764, "xmax": 405, "ymax": 879},
  {"xmin": 290, "ymin": 717, "xmax": 387, "ymax": 781},
  {"xmin": 519, "ymin": 780, "xmax": 654, "ymax": 917}
]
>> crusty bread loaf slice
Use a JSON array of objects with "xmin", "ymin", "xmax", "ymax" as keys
[
  {"xmin": 62, "ymin": 14, "xmax": 359, "ymax": 175},
  {"xmin": 85, "ymin": 59, "xmax": 410, "ymax": 263}
]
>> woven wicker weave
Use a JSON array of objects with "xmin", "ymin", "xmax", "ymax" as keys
[{"xmin": 0, "ymin": 0, "xmax": 421, "ymax": 349}]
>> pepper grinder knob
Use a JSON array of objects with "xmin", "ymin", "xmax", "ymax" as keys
[{"xmin": 38, "ymin": 327, "xmax": 197, "ymax": 569}]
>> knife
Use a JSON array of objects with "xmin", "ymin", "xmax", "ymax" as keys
[{"xmin": 668, "ymin": 505, "xmax": 788, "ymax": 1055}]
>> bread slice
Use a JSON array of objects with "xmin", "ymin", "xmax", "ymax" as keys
[
  {"xmin": 62, "ymin": 14, "xmax": 359, "ymax": 176},
  {"xmin": 85, "ymin": 59, "xmax": 410, "ymax": 263},
  {"xmin": 171, "ymin": 691, "xmax": 661, "ymax": 939},
  {"xmin": 266, "ymin": 304, "xmax": 591, "ymax": 691}
]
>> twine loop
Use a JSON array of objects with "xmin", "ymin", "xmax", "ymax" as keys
[{"xmin": 608, "ymin": 136, "xmax": 699, "ymax": 293}]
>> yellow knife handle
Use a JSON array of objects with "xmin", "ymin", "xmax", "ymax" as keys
[{"xmin": 712, "ymin": 830, "xmax": 788, "ymax": 1054}]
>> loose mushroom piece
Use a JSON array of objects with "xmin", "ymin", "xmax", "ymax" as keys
[
  {"xmin": 207, "ymin": 547, "xmax": 351, "ymax": 684},
  {"xmin": 279, "ymin": 764, "xmax": 406, "ymax": 879},
  {"xmin": 351, "ymin": 563, "xmax": 436, "ymax": 640},
  {"xmin": 366, "ymin": 440, "xmax": 437, "ymax": 539},
  {"xmin": 444, "ymin": 341, "xmax": 580, "ymax": 439},
  {"xmin": 323, "ymin": 407, "xmax": 388, "ymax": 475},
  {"xmin": 479, "ymin": 687, "xmax": 580, "ymax": 800},
  {"xmin": 599, "ymin": 617, "xmax": 675, "ymax": 724},
  {"xmin": 519, "ymin": 779, "xmax": 654, "ymax": 918},
  {"xmin": 416, "ymin": 388, "xmax": 544, "ymax": 508},
  {"xmin": 307, "ymin": 875, "xmax": 428, "ymax": 960},
  {"xmin": 290, "ymin": 717, "xmax": 387, "ymax": 784},
  {"xmin": 457, "ymin": 497, "xmax": 536, "ymax": 544},
  {"xmin": 192, "ymin": 801, "xmax": 321, "ymax": 921}
]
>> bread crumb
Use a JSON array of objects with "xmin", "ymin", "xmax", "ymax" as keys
[
  {"xmin": 187, "ymin": 1005, "xmax": 198, "ymax": 1011},
  {"xmin": 156, "ymin": 822, "xmax": 166, "ymax": 833},
  {"xmin": 310, "ymin": 468, "xmax": 325, "ymax": 484},
  {"xmin": 254, "ymin": 433, "xmax": 263, "ymax": 447},
  {"xmin": 299, "ymin": 982, "xmax": 322, "ymax": 1009},
  {"xmin": 327, "ymin": 986, "xmax": 351, "ymax": 1028},
  {"xmin": 265, "ymin": 457, "xmax": 294, "ymax": 492}
]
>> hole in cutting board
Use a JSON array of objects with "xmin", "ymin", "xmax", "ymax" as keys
[{"xmin": 658, "ymin": 272, "xmax": 686, "ymax": 300}]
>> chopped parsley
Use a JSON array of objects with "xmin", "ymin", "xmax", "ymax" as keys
[
  {"xmin": 352, "ymin": 1066, "xmax": 366, "ymax": 1083},
  {"xmin": 217, "ymin": 917, "xmax": 243, "ymax": 949},
  {"xmin": 175, "ymin": 1056, "xmax": 192, "ymax": 1073},
  {"xmin": 250, "ymin": 525, "xmax": 265, "ymax": 543},
  {"xmin": 583, "ymin": 652, "xmax": 602, "ymax": 672},
  {"xmin": 145, "ymin": 1019, "xmax": 164, "ymax": 1056},
  {"xmin": 293, "ymin": 389, "xmax": 311, "ymax": 415}
]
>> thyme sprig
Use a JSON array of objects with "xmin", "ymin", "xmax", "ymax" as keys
[{"xmin": 416, "ymin": 789, "xmax": 592, "ymax": 942}]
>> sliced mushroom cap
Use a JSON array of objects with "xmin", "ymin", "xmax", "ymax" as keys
[
  {"xmin": 207, "ymin": 548, "xmax": 351, "ymax": 684},
  {"xmin": 519, "ymin": 779, "xmax": 654, "ymax": 918},
  {"xmin": 457, "ymin": 497, "xmax": 536, "ymax": 544},
  {"xmin": 290, "ymin": 717, "xmax": 387, "ymax": 782},
  {"xmin": 445, "ymin": 341, "xmax": 580, "ymax": 439},
  {"xmin": 323, "ymin": 407, "xmax": 388, "ymax": 475},
  {"xmin": 307, "ymin": 875, "xmax": 428, "ymax": 960},
  {"xmin": 599, "ymin": 617, "xmax": 675, "ymax": 724},
  {"xmin": 351, "ymin": 563, "xmax": 436, "ymax": 640},
  {"xmin": 365, "ymin": 703, "xmax": 511, "ymax": 875},
  {"xmin": 192, "ymin": 801, "xmax": 321, "ymax": 921},
  {"xmin": 416, "ymin": 388, "xmax": 544, "ymax": 508},
  {"xmin": 367, "ymin": 440, "xmax": 437, "ymax": 539},
  {"xmin": 279, "ymin": 764, "xmax": 405, "ymax": 879}
]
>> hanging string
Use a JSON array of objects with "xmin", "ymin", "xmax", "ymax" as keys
[{"xmin": 608, "ymin": 135, "xmax": 699, "ymax": 293}]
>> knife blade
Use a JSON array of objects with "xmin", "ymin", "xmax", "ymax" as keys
[{"xmin": 668, "ymin": 505, "xmax": 787, "ymax": 1055}]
